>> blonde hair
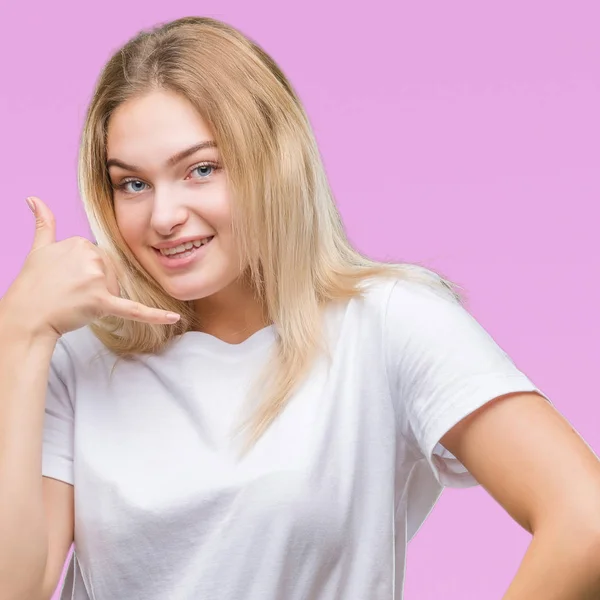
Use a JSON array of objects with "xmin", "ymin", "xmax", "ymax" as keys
[{"xmin": 78, "ymin": 16, "xmax": 464, "ymax": 451}]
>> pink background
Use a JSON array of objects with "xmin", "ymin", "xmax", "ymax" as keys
[{"xmin": 1, "ymin": 1, "xmax": 598, "ymax": 598}]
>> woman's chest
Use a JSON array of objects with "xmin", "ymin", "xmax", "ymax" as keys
[{"xmin": 72, "ymin": 346, "xmax": 398, "ymax": 551}]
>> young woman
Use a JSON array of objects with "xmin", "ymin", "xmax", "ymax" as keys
[{"xmin": 1, "ymin": 16, "xmax": 599, "ymax": 600}]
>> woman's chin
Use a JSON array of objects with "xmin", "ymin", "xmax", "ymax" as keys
[
  {"xmin": 156, "ymin": 276, "xmax": 228, "ymax": 303},
  {"xmin": 159, "ymin": 285, "xmax": 211, "ymax": 303},
  {"xmin": 149, "ymin": 264, "xmax": 242, "ymax": 303}
]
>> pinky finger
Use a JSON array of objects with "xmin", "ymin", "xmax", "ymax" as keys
[{"xmin": 103, "ymin": 295, "xmax": 181, "ymax": 325}]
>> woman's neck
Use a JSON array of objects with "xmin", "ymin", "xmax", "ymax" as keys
[{"xmin": 191, "ymin": 280, "xmax": 271, "ymax": 344}]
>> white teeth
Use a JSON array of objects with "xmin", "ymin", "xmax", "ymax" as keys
[{"xmin": 159, "ymin": 237, "xmax": 212, "ymax": 256}]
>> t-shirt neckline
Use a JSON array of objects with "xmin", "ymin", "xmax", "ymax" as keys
[{"xmin": 173, "ymin": 324, "xmax": 277, "ymax": 358}]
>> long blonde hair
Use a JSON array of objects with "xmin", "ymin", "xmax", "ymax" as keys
[{"xmin": 78, "ymin": 16, "xmax": 464, "ymax": 450}]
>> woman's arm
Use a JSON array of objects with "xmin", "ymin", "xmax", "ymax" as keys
[
  {"xmin": 0, "ymin": 307, "xmax": 73, "ymax": 600},
  {"xmin": 441, "ymin": 390, "xmax": 600, "ymax": 599}
]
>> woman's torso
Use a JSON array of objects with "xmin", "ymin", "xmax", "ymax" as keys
[{"xmin": 52, "ymin": 278, "xmax": 439, "ymax": 600}]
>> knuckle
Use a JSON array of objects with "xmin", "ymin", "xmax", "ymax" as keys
[
  {"xmin": 129, "ymin": 304, "xmax": 142, "ymax": 319},
  {"xmin": 89, "ymin": 253, "xmax": 106, "ymax": 270},
  {"xmin": 76, "ymin": 236, "xmax": 97, "ymax": 253},
  {"xmin": 63, "ymin": 236, "xmax": 89, "ymax": 253},
  {"xmin": 91, "ymin": 290, "xmax": 107, "ymax": 308},
  {"xmin": 89, "ymin": 270, "xmax": 106, "ymax": 285},
  {"xmin": 83, "ymin": 261, "xmax": 105, "ymax": 279}
]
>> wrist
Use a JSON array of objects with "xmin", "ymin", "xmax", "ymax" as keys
[{"xmin": 0, "ymin": 294, "xmax": 59, "ymax": 346}]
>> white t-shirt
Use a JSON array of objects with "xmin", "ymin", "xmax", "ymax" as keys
[{"xmin": 42, "ymin": 274, "xmax": 549, "ymax": 600}]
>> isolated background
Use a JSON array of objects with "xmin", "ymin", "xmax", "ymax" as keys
[{"xmin": 0, "ymin": 1, "xmax": 598, "ymax": 598}]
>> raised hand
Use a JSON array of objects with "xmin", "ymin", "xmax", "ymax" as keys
[{"xmin": 4, "ymin": 196, "xmax": 180, "ymax": 339}]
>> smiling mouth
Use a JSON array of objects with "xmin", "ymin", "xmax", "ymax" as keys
[{"xmin": 154, "ymin": 236, "xmax": 214, "ymax": 259}]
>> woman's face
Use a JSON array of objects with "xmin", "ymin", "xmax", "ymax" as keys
[{"xmin": 106, "ymin": 89, "xmax": 242, "ymax": 303}]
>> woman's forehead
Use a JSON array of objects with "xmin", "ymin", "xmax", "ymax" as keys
[{"xmin": 106, "ymin": 92, "xmax": 217, "ymax": 170}]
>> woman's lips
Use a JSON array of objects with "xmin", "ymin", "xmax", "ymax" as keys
[{"xmin": 153, "ymin": 236, "xmax": 214, "ymax": 269}]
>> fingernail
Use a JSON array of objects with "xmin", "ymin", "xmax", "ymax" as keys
[
  {"xmin": 166, "ymin": 313, "xmax": 181, "ymax": 322},
  {"xmin": 26, "ymin": 197, "xmax": 36, "ymax": 214}
]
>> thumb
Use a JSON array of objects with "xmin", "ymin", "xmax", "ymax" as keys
[{"xmin": 27, "ymin": 196, "xmax": 56, "ymax": 251}]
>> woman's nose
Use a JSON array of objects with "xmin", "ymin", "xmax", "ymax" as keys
[{"xmin": 150, "ymin": 192, "xmax": 189, "ymax": 236}]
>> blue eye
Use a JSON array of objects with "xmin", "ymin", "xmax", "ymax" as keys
[
  {"xmin": 121, "ymin": 180, "xmax": 147, "ymax": 193},
  {"xmin": 192, "ymin": 165, "xmax": 212, "ymax": 175},
  {"xmin": 191, "ymin": 162, "xmax": 219, "ymax": 179},
  {"xmin": 113, "ymin": 161, "xmax": 220, "ymax": 195}
]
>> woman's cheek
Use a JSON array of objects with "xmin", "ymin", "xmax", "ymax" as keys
[{"xmin": 114, "ymin": 203, "xmax": 144, "ymax": 246}]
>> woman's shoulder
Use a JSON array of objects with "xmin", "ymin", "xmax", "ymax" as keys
[
  {"xmin": 43, "ymin": 327, "xmax": 112, "ymax": 400},
  {"xmin": 356, "ymin": 265, "xmax": 461, "ymax": 317},
  {"xmin": 323, "ymin": 268, "xmax": 461, "ymax": 355},
  {"xmin": 52, "ymin": 326, "xmax": 111, "ymax": 373},
  {"xmin": 59, "ymin": 325, "xmax": 105, "ymax": 352}
]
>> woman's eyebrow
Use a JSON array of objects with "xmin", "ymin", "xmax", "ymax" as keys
[{"xmin": 106, "ymin": 140, "xmax": 217, "ymax": 172}]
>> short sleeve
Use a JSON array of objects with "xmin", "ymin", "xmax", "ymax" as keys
[
  {"xmin": 384, "ymin": 276, "xmax": 551, "ymax": 488},
  {"xmin": 42, "ymin": 338, "xmax": 75, "ymax": 486}
]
